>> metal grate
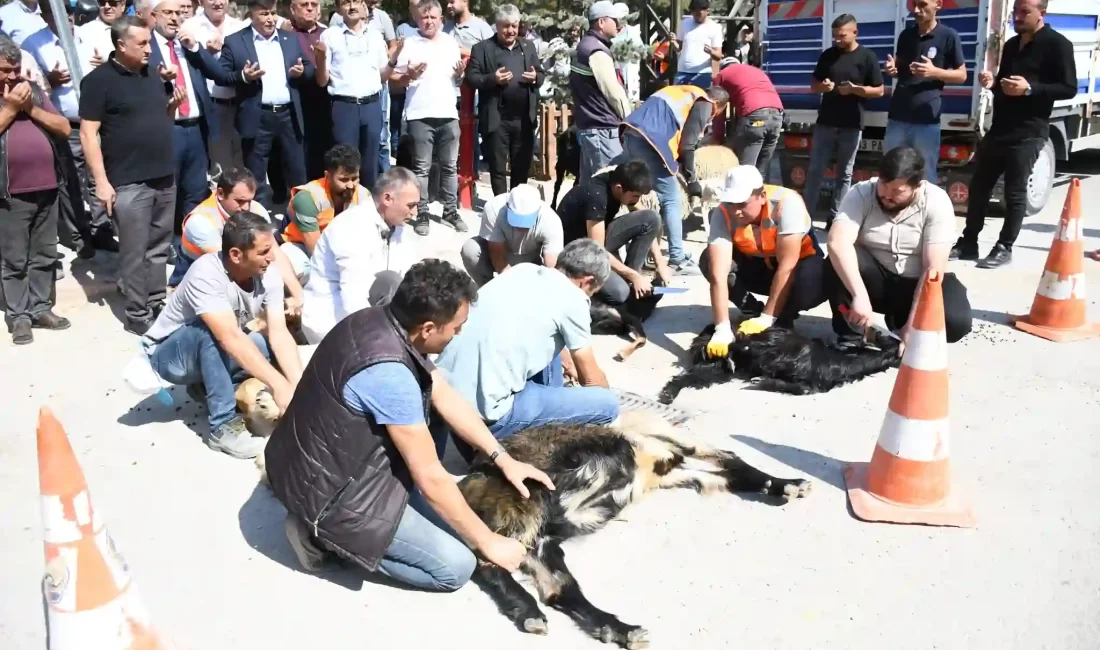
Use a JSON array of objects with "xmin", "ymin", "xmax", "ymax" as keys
[{"xmin": 613, "ymin": 389, "xmax": 697, "ymax": 427}]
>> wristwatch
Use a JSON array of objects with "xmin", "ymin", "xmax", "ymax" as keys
[{"xmin": 489, "ymin": 446, "xmax": 507, "ymax": 465}]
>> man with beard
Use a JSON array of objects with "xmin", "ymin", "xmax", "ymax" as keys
[{"xmin": 825, "ymin": 146, "xmax": 972, "ymax": 349}]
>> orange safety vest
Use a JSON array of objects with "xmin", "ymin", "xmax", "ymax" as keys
[
  {"xmin": 180, "ymin": 192, "xmax": 236, "ymax": 259},
  {"xmin": 720, "ymin": 185, "xmax": 820, "ymax": 267},
  {"xmin": 621, "ymin": 85, "xmax": 713, "ymax": 175},
  {"xmin": 282, "ymin": 178, "xmax": 370, "ymax": 244}
]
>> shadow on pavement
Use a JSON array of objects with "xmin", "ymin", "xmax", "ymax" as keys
[
  {"xmin": 117, "ymin": 387, "xmax": 208, "ymax": 441},
  {"xmin": 732, "ymin": 434, "xmax": 846, "ymax": 491}
]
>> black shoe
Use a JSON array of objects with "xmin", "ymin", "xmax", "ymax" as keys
[
  {"xmin": 91, "ymin": 232, "xmax": 119, "ymax": 253},
  {"xmin": 441, "ymin": 212, "xmax": 468, "ymax": 233},
  {"xmin": 976, "ymin": 243, "xmax": 1012, "ymax": 269},
  {"xmin": 775, "ymin": 315, "xmax": 797, "ymax": 330},
  {"xmin": 412, "ymin": 213, "xmax": 430, "ymax": 236},
  {"xmin": 949, "ymin": 237, "xmax": 979, "ymax": 261},
  {"xmin": 11, "ymin": 319, "xmax": 32, "ymax": 345},
  {"xmin": 734, "ymin": 293, "xmax": 764, "ymax": 318},
  {"xmin": 166, "ymin": 246, "xmax": 178, "ymax": 266},
  {"xmin": 124, "ymin": 317, "xmax": 153, "ymax": 336},
  {"xmin": 150, "ymin": 302, "xmax": 166, "ymax": 318},
  {"xmin": 53, "ymin": 260, "xmax": 65, "ymax": 281},
  {"xmin": 31, "ymin": 311, "xmax": 71, "ymax": 330},
  {"xmin": 77, "ymin": 242, "xmax": 96, "ymax": 259}
]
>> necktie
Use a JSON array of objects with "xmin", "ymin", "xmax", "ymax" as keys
[{"xmin": 167, "ymin": 40, "xmax": 191, "ymax": 117}]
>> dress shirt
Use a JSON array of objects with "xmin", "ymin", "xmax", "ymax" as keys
[
  {"xmin": 252, "ymin": 27, "xmax": 291, "ymax": 106},
  {"xmin": 0, "ymin": 0, "xmax": 46, "ymax": 46},
  {"xmin": 180, "ymin": 12, "xmax": 244, "ymax": 99},
  {"xmin": 153, "ymin": 30, "xmax": 201, "ymax": 120},
  {"xmin": 75, "ymin": 18, "xmax": 112, "ymax": 72},
  {"xmin": 20, "ymin": 26, "xmax": 88, "ymax": 121},
  {"xmin": 320, "ymin": 20, "xmax": 386, "ymax": 98}
]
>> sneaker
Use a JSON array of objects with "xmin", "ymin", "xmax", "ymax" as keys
[
  {"xmin": 411, "ymin": 213, "xmax": 430, "ymax": 236},
  {"xmin": 284, "ymin": 513, "xmax": 328, "ymax": 572},
  {"xmin": 441, "ymin": 212, "xmax": 468, "ymax": 233},
  {"xmin": 206, "ymin": 416, "xmax": 267, "ymax": 459},
  {"xmin": 31, "ymin": 310, "xmax": 71, "ymax": 331},
  {"xmin": 734, "ymin": 293, "xmax": 764, "ymax": 318},
  {"xmin": 949, "ymin": 237, "xmax": 979, "ymax": 261},
  {"xmin": 669, "ymin": 256, "xmax": 702, "ymax": 276},
  {"xmin": 976, "ymin": 243, "xmax": 1012, "ymax": 269},
  {"xmin": 11, "ymin": 318, "xmax": 32, "ymax": 345}
]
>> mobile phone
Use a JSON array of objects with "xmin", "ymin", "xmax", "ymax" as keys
[{"xmin": 840, "ymin": 80, "xmax": 853, "ymax": 86}]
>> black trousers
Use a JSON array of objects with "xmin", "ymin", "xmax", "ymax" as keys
[
  {"xmin": 593, "ymin": 209, "xmax": 662, "ymax": 305},
  {"xmin": 700, "ymin": 248, "xmax": 828, "ymax": 322},
  {"xmin": 962, "ymin": 136, "xmax": 1045, "ymax": 250},
  {"xmin": 243, "ymin": 109, "xmax": 307, "ymax": 210},
  {"xmin": 824, "ymin": 245, "xmax": 973, "ymax": 342},
  {"xmin": 0, "ymin": 189, "xmax": 59, "ymax": 322},
  {"xmin": 484, "ymin": 117, "xmax": 535, "ymax": 197}
]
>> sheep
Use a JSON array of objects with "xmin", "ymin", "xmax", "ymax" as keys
[
  {"xmin": 659, "ymin": 325, "xmax": 902, "ymax": 403},
  {"xmin": 457, "ymin": 410, "xmax": 811, "ymax": 648}
]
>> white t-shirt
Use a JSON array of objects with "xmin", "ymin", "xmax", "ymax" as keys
[
  {"xmin": 180, "ymin": 13, "xmax": 248, "ymax": 99},
  {"xmin": 395, "ymin": 32, "xmax": 461, "ymax": 121},
  {"xmin": 676, "ymin": 16, "xmax": 722, "ymax": 74}
]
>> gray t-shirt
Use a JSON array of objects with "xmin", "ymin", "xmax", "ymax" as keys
[
  {"xmin": 443, "ymin": 16, "xmax": 494, "ymax": 52},
  {"xmin": 434, "ymin": 264, "xmax": 592, "ymax": 422},
  {"xmin": 708, "ymin": 186, "xmax": 812, "ymax": 247},
  {"xmin": 480, "ymin": 192, "xmax": 564, "ymax": 264},
  {"xmin": 143, "ymin": 253, "xmax": 284, "ymax": 348}
]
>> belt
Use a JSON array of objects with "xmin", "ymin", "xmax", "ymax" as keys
[
  {"xmin": 261, "ymin": 103, "xmax": 291, "ymax": 112},
  {"xmin": 175, "ymin": 117, "xmax": 202, "ymax": 127},
  {"xmin": 331, "ymin": 92, "xmax": 380, "ymax": 105},
  {"xmin": 212, "ymin": 97, "xmax": 236, "ymax": 105}
]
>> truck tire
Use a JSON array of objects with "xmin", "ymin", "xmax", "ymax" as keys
[{"xmin": 1025, "ymin": 138, "xmax": 1055, "ymax": 216}]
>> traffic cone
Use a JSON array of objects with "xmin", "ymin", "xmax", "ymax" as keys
[
  {"xmin": 1011, "ymin": 178, "xmax": 1100, "ymax": 342},
  {"xmin": 37, "ymin": 407, "xmax": 167, "ymax": 650},
  {"xmin": 844, "ymin": 271, "xmax": 976, "ymax": 528}
]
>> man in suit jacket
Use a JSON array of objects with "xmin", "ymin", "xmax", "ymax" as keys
[
  {"xmin": 183, "ymin": 0, "xmax": 315, "ymax": 209},
  {"xmin": 147, "ymin": 0, "xmax": 218, "ymax": 285},
  {"xmin": 465, "ymin": 4, "xmax": 543, "ymax": 197}
]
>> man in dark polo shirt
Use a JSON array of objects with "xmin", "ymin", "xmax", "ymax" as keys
[
  {"xmin": 80, "ymin": 14, "xmax": 186, "ymax": 335},
  {"xmin": 801, "ymin": 13, "xmax": 884, "ymax": 227},
  {"xmin": 284, "ymin": 0, "xmax": 331, "ymax": 180},
  {"xmin": 883, "ymin": 0, "xmax": 966, "ymax": 183},
  {"xmin": 951, "ymin": 0, "xmax": 1076, "ymax": 269},
  {"xmin": 713, "ymin": 40, "xmax": 784, "ymax": 178},
  {"xmin": 0, "ymin": 35, "xmax": 74, "ymax": 345}
]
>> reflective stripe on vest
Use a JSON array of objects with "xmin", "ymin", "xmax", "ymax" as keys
[
  {"xmin": 283, "ymin": 179, "xmax": 370, "ymax": 244},
  {"xmin": 720, "ymin": 185, "xmax": 819, "ymax": 267},
  {"xmin": 180, "ymin": 193, "xmax": 227, "ymax": 259},
  {"xmin": 622, "ymin": 85, "xmax": 712, "ymax": 175}
]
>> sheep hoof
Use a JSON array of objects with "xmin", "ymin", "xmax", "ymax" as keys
[
  {"xmin": 625, "ymin": 626, "xmax": 650, "ymax": 649},
  {"xmin": 781, "ymin": 479, "xmax": 813, "ymax": 501},
  {"xmin": 523, "ymin": 617, "xmax": 549, "ymax": 635}
]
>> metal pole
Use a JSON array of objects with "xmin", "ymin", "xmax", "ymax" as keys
[{"xmin": 46, "ymin": 0, "xmax": 85, "ymax": 97}]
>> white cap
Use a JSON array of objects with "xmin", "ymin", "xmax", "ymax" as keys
[
  {"xmin": 588, "ymin": 0, "xmax": 629, "ymax": 20},
  {"xmin": 718, "ymin": 165, "xmax": 765, "ymax": 204},
  {"xmin": 506, "ymin": 184, "xmax": 542, "ymax": 228}
]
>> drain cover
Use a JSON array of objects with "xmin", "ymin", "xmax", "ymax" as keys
[{"xmin": 613, "ymin": 389, "xmax": 696, "ymax": 427}]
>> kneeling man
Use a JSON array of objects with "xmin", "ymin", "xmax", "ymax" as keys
[
  {"xmin": 460, "ymin": 184, "xmax": 564, "ymax": 287},
  {"xmin": 826, "ymin": 146, "xmax": 973, "ymax": 347},
  {"xmin": 144, "ymin": 212, "xmax": 303, "ymax": 458},
  {"xmin": 263, "ymin": 260, "xmax": 554, "ymax": 591},
  {"xmin": 702, "ymin": 165, "xmax": 826, "ymax": 357},
  {"xmin": 435, "ymin": 239, "xmax": 620, "ymax": 442},
  {"xmin": 301, "ymin": 167, "xmax": 422, "ymax": 343}
]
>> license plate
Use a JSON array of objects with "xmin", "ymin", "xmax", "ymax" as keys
[{"xmin": 859, "ymin": 139, "xmax": 884, "ymax": 152}]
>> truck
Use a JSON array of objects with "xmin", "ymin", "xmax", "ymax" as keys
[{"xmin": 758, "ymin": 0, "xmax": 1100, "ymax": 215}]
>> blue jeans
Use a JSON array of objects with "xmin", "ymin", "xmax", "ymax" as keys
[
  {"xmin": 576, "ymin": 127, "xmax": 623, "ymax": 184},
  {"xmin": 488, "ymin": 355, "xmax": 621, "ymax": 440},
  {"xmin": 379, "ymin": 85, "xmax": 392, "ymax": 175},
  {"xmin": 376, "ymin": 422, "xmax": 477, "ymax": 592},
  {"xmin": 331, "ymin": 98, "xmax": 384, "ymax": 191},
  {"xmin": 884, "ymin": 119, "xmax": 940, "ymax": 183},
  {"xmin": 674, "ymin": 71, "xmax": 712, "ymax": 88},
  {"xmin": 149, "ymin": 323, "xmax": 271, "ymax": 431},
  {"xmin": 801, "ymin": 124, "xmax": 862, "ymax": 222},
  {"xmin": 617, "ymin": 133, "xmax": 690, "ymax": 264}
]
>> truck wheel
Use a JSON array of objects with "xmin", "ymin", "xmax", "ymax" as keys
[{"xmin": 1025, "ymin": 138, "xmax": 1055, "ymax": 216}]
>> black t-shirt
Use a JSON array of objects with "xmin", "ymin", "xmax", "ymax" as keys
[
  {"xmin": 889, "ymin": 23, "xmax": 965, "ymax": 124},
  {"xmin": 557, "ymin": 171, "xmax": 621, "ymax": 243},
  {"xmin": 813, "ymin": 44, "xmax": 884, "ymax": 129},
  {"xmin": 78, "ymin": 54, "xmax": 174, "ymax": 187}
]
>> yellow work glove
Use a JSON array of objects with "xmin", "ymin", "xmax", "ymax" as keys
[
  {"xmin": 737, "ymin": 314, "xmax": 776, "ymax": 336},
  {"xmin": 706, "ymin": 321, "xmax": 734, "ymax": 358}
]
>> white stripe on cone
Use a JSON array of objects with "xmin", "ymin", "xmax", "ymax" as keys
[
  {"xmin": 41, "ymin": 490, "xmax": 98, "ymax": 545},
  {"xmin": 900, "ymin": 328, "xmax": 948, "ymax": 372},
  {"xmin": 876, "ymin": 410, "xmax": 951, "ymax": 462},
  {"xmin": 1036, "ymin": 271, "xmax": 1086, "ymax": 301},
  {"xmin": 47, "ymin": 586, "xmax": 155, "ymax": 650},
  {"xmin": 1055, "ymin": 217, "xmax": 1084, "ymax": 241}
]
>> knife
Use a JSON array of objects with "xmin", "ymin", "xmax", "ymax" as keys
[{"xmin": 839, "ymin": 305, "xmax": 903, "ymax": 342}]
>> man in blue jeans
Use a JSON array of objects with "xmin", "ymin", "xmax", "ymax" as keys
[
  {"xmin": 435, "ymin": 238, "xmax": 620, "ymax": 451},
  {"xmin": 882, "ymin": 0, "xmax": 965, "ymax": 183},
  {"xmin": 143, "ymin": 211, "xmax": 303, "ymax": 459},
  {"xmin": 800, "ymin": 13, "xmax": 884, "ymax": 227}
]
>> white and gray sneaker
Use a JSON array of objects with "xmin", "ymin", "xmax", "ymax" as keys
[
  {"xmin": 206, "ymin": 416, "xmax": 267, "ymax": 459},
  {"xmin": 670, "ymin": 255, "xmax": 702, "ymax": 276}
]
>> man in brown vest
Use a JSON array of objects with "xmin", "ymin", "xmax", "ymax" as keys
[{"xmin": 263, "ymin": 259, "xmax": 554, "ymax": 591}]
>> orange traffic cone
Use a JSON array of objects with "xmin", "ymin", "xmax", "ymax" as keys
[
  {"xmin": 38, "ymin": 407, "xmax": 167, "ymax": 650},
  {"xmin": 844, "ymin": 271, "xmax": 976, "ymax": 528},
  {"xmin": 1011, "ymin": 178, "xmax": 1100, "ymax": 342}
]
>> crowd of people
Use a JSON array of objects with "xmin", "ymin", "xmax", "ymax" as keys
[{"xmin": 0, "ymin": 0, "xmax": 1080, "ymax": 595}]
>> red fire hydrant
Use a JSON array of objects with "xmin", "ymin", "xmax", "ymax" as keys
[{"xmin": 458, "ymin": 56, "xmax": 477, "ymax": 210}]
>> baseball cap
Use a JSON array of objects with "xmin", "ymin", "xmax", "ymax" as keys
[
  {"xmin": 589, "ymin": 0, "xmax": 629, "ymax": 21},
  {"xmin": 506, "ymin": 185, "xmax": 542, "ymax": 228},
  {"xmin": 718, "ymin": 165, "xmax": 765, "ymax": 204}
]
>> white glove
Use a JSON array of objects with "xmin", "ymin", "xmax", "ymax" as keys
[
  {"xmin": 706, "ymin": 321, "xmax": 734, "ymax": 358},
  {"xmin": 737, "ymin": 313, "xmax": 776, "ymax": 335}
]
